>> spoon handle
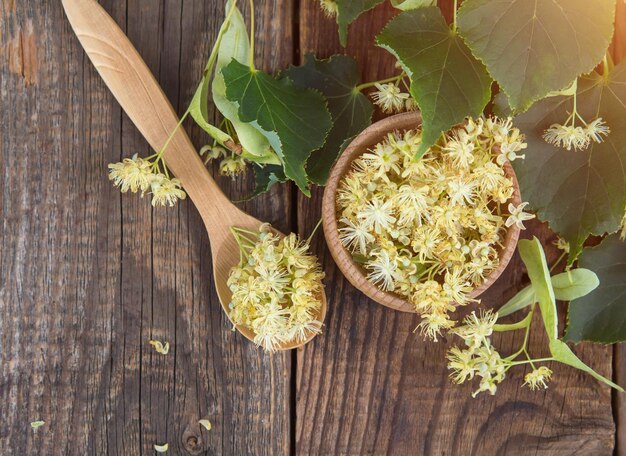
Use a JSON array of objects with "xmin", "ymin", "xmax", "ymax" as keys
[{"xmin": 61, "ymin": 0, "xmax": 230, "ymax": 218}]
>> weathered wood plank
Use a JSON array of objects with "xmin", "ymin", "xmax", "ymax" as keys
[
  {"xmin": 296, "ymin": 2, "xmax": 616, "ymax": 454},
  {"xmin": 0, "ymin": 0, "xmax": 294, "ymax": 454}
]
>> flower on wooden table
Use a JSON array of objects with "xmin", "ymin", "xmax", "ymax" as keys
[
  {"xmin": 523, "ymin": 366, "xmax": 553, "ymax": 390},
  {"xmin": 108, "ymin": 153, "xmax": 187, "ymax": 207}
]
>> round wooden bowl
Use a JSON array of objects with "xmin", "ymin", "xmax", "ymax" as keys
[{"xmin": 322, "ymin": 111, "xmax": 522, "ymax": 313}]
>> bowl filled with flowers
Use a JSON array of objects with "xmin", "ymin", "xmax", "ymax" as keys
[{"xmin": 322, "ymin": 111, "xmax": 534, "ymax": 340}]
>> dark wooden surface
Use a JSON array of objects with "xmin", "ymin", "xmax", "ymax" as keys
[{"xmin": 0, "ymin": 0, "xmax": 622, "ymax": 455}]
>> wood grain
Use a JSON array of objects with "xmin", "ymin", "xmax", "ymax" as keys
[
  {"xmin": 296, "ymin": 1, "xmax": 616, "ymax": 454},
  {"xmin": 0, "ymin": 0, "xmax": 295, "ymax": 454}
]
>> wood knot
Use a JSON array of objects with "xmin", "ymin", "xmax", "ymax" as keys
[{"xmin": 182, "ymin": 425, "xmax": 205, "ymax": 455}]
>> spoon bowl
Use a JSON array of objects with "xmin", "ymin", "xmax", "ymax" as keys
[
  {"xmin": 322, "ymin": 111, "xmax": 521, "ymax": 313},
  {"xmin": 62, "ymin": 0, "xmax": 326, "ymax": 350}
]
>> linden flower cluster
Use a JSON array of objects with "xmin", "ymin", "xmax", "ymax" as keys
[
  {"xmin": 227, "ymin": 224, "xmax": 325, "ymax": 352},
  {"xmin": 336, "ymin": 118, "xmax": 534, "ymax": 340},
  {"xmin": 200, "ymin": 145, "xmax": 248, "ymax": 178},
  {"xmin": 371, "ymin": 82, "xmax": 415, "ymax": 114},
  {"xmin": 542, "ymin": 92, "xmax": 609, "ymax": 151},
  {"xmin": 108, "ymin": 154, "xmax": 186, "ymax": 207},
  {"xmin": 446, "ymin": 310, "xmax": 553, "ymax": 396}
]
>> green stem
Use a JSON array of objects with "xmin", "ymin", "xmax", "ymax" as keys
[
  {"xmin": 504, "ymin": 305, "xmax": 534, "ymax": 360},
  {"xmin": 249, "ymin": 0, "xmax": 256, "ymax": 71},
  {"xmin": 356, "ymin": 73, "xmax": 404, "ymax": 92},
  {"xmin": 306, "ymin": 218, "xmax": 324, "ymax": 244},
  {"xmin": 510, "ymin": 357, "xmax": 555, "ymax": 366},
  {"xmin": 232, "ymin": 226, "xmax": 262, "ymax": 237},
  {"xmin": 452, "ymin": 0, "xmax": 458, "ymax": 32},
  {"xmin": 549, "ymin": 250, "xmax": 567, "ymax": 273},
  {"xmin": 153, "ymin": 110, "xmax": 190, "ymax": 167}
]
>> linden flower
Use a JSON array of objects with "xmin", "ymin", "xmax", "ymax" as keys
[
  {"xmin": 200, "ymin": 144, "xmax": 227, "ymax": 164},
  {"xmin": 543, "ymin": 124, "xmax": 589, "ymax": 151},
  {"xmin": 338, "ymin": 217, "xmax": 374, "ymax": 255},
  {"xmin": 417, "ymin": 312, "xmax": 455, "ymax": 342},
  {"xmin": 448, "ymin": 178, "xmax": 478, "ymax": 206},
  {"xmin": 447, "ymin": 346, "xmax": 476, "ymax": 384},
  {"xmin": 357, "ymin": 198, "xmax": 396, "ymax": 234},
  {"xmin": 371, "ymin": 83, "xmax": 409, "ymax": 113},
  {"xmin": 451, "ymin": 310, "xmax": 498, "ymax": 350},
  {"xmin": 336, "ymin": 120, "xmax": 526, "ymax": 339},
  {"xmin": 553, "ymin": 237, "xmax": 570, "ymax": 253},
  {"xmin": 523, "ymin": 366, "xmax": 553, "ymax": 390},
  {"xmin": 150, "ymin": 175, "xmax": 187, "ymax": 207},
  {"xmin": 505, "ymin": 202, "xmax": 535, "ymax": 230},
  {"xmin": 228, "ymin": 226, "xmax": 324, "ymax": 352},
  {"xmin": 471, "ymin": 343, "xmax": 507, "ymax": 397},
  {"xmin": 585, "ymin": 118, "xmax": 610, "ymax": 143},
  {"xmin": 108, "ymin": 154, "xmax": 154, "ymax": 194},
  {"xmin": 443, "ymin": 131, "xmax": 475, "ymax": 169},
  {"xmin": 319, "ymin": 0, "xmax": 338, "ymax": 17},
  {"xmin": 366, "ymin": 249, "xmax": 398, "ymax": 291},
  {"xmin": 219, "ymin": 155, "xmax": 247, "ymax": 178}
]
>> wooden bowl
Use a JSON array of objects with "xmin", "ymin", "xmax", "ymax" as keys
[{"xmin": 322, "ymin": 111, "xmax": 522, "ymax": 313}]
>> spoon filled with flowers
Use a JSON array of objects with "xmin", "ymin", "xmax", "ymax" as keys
[{"xmin": 62, "ymin": 0, "xmax": 326, "ymax": 352}]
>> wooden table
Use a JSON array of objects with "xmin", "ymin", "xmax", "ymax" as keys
[{"xmin": 1, "ymin": 1, "xmax": 625, "ymax": 454}]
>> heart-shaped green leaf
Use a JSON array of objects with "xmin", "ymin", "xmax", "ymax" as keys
[
  {"xmin": 222, "ymin": 60, "xmax": 333, "ymax": 196},
  {"xmin": 335, "ymin": 0, "xmax": 385, "ymax": 47},
  {"xmin": 457, "ymin": 0, "xmax": 615, "ymax": 112},
  {"xmin": 210, "ymin": 1, "xmax": 278, "ymax": 165},
  {"xmin": 377, "ymin": 8, "xmax": 492, "ymax": 157},
  {"xmin": 565, "ymin": 235, "xmax": 626, "ymax": 343},
  {"xmin": 513, "ymin": 63, "xmax": 626, "ymax": 262},
  {"xmin": 518, "ymin": 238, "xmax": 558, "ymax": 340},
  {"xmin": 498, "ymin": 268, "xmax": 599, "ymax": 318},
  {"xmin": 283, "ymin": 54, "xmax": 373, "ymax": 185}
]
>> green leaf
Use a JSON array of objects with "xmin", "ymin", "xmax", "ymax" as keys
[
  {"xmin": 498, "ymin": 268, "xmax": 599, "ymax": 318},
  {"xmin": 566, "ymin": 235, "xmax": 626, "ymax": 343},
  {"xmin": 390, "ymin": 0, "xmax": 436, "ymax": 10},
  {"xmin": 377, "ymin": 8, "xmax": 492, "ymax": 157},
  {"xmin": 518, "ymin": 238, "xmax": 558, "ymax": 340},
  {"xmin": 457, "ymin": 0, "xmax": 615, "ymax": 112},
  {"xmin": 549, "ymin": 338, "xmax": 623, "ymax": 391},
  {"xmin": 251, "ymin": 164, "xmax": 286, "ymax": 198},
  {"xmin": 513, "ymin": 63, "xmax": 626, "ymax": 261},
  {"xmin": 282, "ymin": 53, "xmax": 373, "ymax": 185},
  {"xmin": 498, "ymin": 286, "xmax": 534, "ymax": 318},
  {"xmin": 336, "ymin": 0, "xmax": 385, "ymax": 47},
  {"xmin": 190, "ymin": 65, "xmax": 233, "ymax": 147},
  {"xmin": 222, "ymin": 60, "xmax": 333, "ymax": 195},
  {"xmin": 552, "ymin": 269, "xmax": 600, "ymax": 302},
  {"xmin": 211, "ymin": 2, "xmax": 279, "ymax": 165}
]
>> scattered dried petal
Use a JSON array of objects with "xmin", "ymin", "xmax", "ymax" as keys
[
  {"xmin": 149, "ymin": 340, "xmax": 170, "ymax": 355},
  {"xmin": 30, "ymin": 420, "xmax": 45, "ymax": 429},
  {"xmin": 198, "ymin": 419, "xmax": 212, "ymax": 431},
  {"xmin": 154, "ymin": 443, "xmax": 169, "ymax": 453}
]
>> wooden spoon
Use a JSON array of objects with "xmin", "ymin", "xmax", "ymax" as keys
[{"xmin": 62, "ymin": 0, "xmax": 326, "ymax": 349}]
